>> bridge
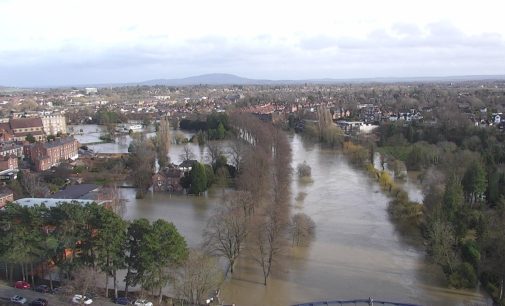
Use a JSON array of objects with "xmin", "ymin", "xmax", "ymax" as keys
[{"xmin": 293, "ymin": 298, "xmax": 421, "ymax": 306}]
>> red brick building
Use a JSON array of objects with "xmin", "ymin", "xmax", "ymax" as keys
[
  {"xmin": 0, "ymin": 155, "xmax": 18, "ymax": 172},
  {"xmin": 29, "ymin": 136, "xmax": 79, "ymax": 171}
]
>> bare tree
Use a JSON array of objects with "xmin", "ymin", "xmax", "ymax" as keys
[
  {"xmin": 250, "ymin": 207, "xmax": 286, "ymax": 285},
  {"xmin": 289, "ymin": 213, "xmax": 316, "ymax": 246},
  {"xmin": 179, "ymin": 144, "xmax": 196, "ymax": 162},
  {"xmin": 228, "ymin": 191, "xmax": 254, "ymax": 218},
  {"xmin": 128, "ymin": 137, "xmax": 156, "ymax": 198},
  {"xmin": 206, "ymin": 141, "xmax": 222, "ymax": 166},
  {"xmin": 228, "ymin": 139, "xmax": 245, "ymax": 174},
  {"xmin": 21, "ymin": 172, "xmax": 47, "ymax": 197},
  {"xmin": 203, "ymin": 200, "xmax": 248, "ymax": 275},
  {"xmin": 427, "ymin": 219, "xmax": 458, "ymax": 274},
  {"xmin": 98, "ymin": 184, "xmax": 125, "ymax": 217},
  {"xmin": 174, "ymin": 250, "xmax": 222, "ymax": 305}
]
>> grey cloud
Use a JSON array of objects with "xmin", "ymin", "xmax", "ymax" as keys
[
  {"xmin": 299, "ymin": 35, "xmax": 337, "ymax": 50},
  {"xmin": 339, "ymin": 22, "xmax": 504, "ymax": 49}
]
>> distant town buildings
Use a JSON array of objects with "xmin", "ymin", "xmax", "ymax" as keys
[{"xmin": 85, "ymin": 87, "xmax": 98, "ymax": 95}]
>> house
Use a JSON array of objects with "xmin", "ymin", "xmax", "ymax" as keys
[
  {"xmin": 9, "ymin": 118, "xmax": 46, "ymax": 142},
  {"xmin": 153, "ymin": 165, "xmax": 184, "ymax": 192},
  {"xmin": 0, "ymin": 142, "xmax": 23, "ymax": 158},
  {"xmin": 0, "ymin": 187, "xmax": 14, "ymax": 208},
  {"xmin": 29, "ymin": 136, "xmax": 79, "ymax": 171},
  {"xmin": 178, "ymin": 160, "xmax": 198, "ymax": 172}
]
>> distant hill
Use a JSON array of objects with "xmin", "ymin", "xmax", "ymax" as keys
[
  {"xmin": 5, "ymin": 73, "xmax": 505, "ymax": 89},
  {"xmin": 138, "ymin": 73, "xmax": 505, "ymax": 87},
  {"xmin": 140, "ymin": 73, "xmax": 271, "ymax": 86}
]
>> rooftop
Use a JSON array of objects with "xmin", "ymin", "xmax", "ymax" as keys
[
  {"xmin": 49, "ymin": 183, "xmax": 99, "ymax": 199},
  {"xmin": 14, "ymin": 198, "xmax": 104, "ymax": 208},
  {"xmin": 10, "ymin": 118, "xmax": 44, "ymax": 129}
]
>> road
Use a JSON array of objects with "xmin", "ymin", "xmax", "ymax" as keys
[{"xmin": 0, "ymin": 284, "xmax": 118, "ymax": 306}]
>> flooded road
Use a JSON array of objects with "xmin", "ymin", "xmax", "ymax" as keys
[{"xmin": 72, "ymin": 125, "xmax": 488, "ymax": 305}]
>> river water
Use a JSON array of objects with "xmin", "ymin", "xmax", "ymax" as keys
[{"xmin": 71, "ymin": 125, "xmax": 489, "ymax": 306}]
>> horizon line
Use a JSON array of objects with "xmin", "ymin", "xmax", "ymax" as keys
[{"xmin": 3, "ymin": 73, "xmax": 505, "ymax": 89}]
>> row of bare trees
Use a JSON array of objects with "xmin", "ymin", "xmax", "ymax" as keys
[{"xmin": 203, "ymin": 113, "xmax": 315, "ymax": 286}]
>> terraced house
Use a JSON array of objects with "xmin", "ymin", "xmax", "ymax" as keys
[{"xmin": 28, "ymin": 136, "xmax": 79, "ymax": 171}]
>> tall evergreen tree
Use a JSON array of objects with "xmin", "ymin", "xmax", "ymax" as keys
[{"xmin": 190, "ymin": 162, "xmax": 207, "ymax": 195}]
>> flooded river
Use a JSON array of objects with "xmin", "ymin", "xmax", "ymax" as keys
[{"xmin": 72, "ymin": 125, "xmax": 489, "ymax": 306}]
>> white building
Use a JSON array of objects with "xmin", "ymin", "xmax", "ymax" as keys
[
  {"xmin": 42, "ymin": 114, "xmax": 67, "ymax": 135},
  {"xmin": 85, "ymin": 88, "xmax": 98, "ymax": 95}
]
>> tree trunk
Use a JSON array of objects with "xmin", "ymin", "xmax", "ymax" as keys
[
  {"xmin": 49, "ymin": 267, "xmax": 53, "ymax": 290},
  {"xmin": 105, "ymin": 273, "xmax": 109, "ymax": 298},
  {"xmin": 21, "ymin": 263, "xmax": 25, "ymax": 281},
  {"xmin": 158, "ymin": 286, "xmax": 163, "ymax": 304},
  {"xmin": 9, "ymin": 264, "xmax": 13, "ymax": 282},
  {"xmin": 113, "ymin": 270, "xmax": 118, "ymax": 299},
  {"xmin": 30, "ymin": 262, "xmax": 35, "ymax": 286},
  {"xmin": 229, "ymin": 259, "xmax": 234, "ymax": 274},
  {"xmin": 500, "ymin": 278, "xmax": 504, "ymax": 301}
]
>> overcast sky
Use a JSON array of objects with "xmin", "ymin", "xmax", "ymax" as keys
[{"xmin": 1, "ymin": 0, "xmax": 505, "ymax": 87}]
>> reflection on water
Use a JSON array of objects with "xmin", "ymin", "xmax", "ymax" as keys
[{"xmin": 78, "ymin": 123, "xmax": 488, "ymax": 306}]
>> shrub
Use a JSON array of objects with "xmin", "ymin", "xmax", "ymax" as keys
[
  {"xmin": 449, "ymin": 262, "xmax": 478, "ymax": 289},
  {"xmin": 297, "ymin": 162, "xmax": 312, "ymax": 178}
]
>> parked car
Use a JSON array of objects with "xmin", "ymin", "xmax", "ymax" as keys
[
  {"xmin": 133, "ymin": 300, "xmax": 153, "ymax": 306},
  {"xmin": 114, "ymin": 297, "xmax": 132, "ymax": 305},
  {"xmin": 50, "ymin": 287, "xmax": 61, "ymax": 294},
  {"xmin": 29, "ymin": 298, "xmax": 48, "ymax": 306},
  {"xmin": 10, "ymin": 295, "xmax": 27, "ymax": 304},
  {"xmin": 14, "ymin": 281, "xmax": 31, "ymax": 289},
  {"xmin": 72, "ymin": 295, "xmax": 93, "ymax": 305},
  {"xmin": 34, "ymin": 285, "xmax": 50, "ymax": 293}
]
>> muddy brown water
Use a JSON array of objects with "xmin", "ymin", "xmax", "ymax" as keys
[{"xmin": 74, "ymin": 126, "xmax": 489, "ymax": 306}]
